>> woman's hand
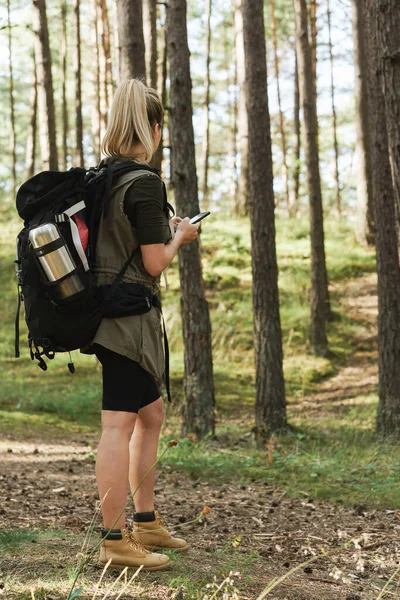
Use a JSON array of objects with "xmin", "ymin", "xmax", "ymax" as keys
[
  {"xmin": 175, "ymin": 217, "xmax": 200, "ymax": 245},
  {"xmin": 170, "ymin": 216, "xmax": 183, "ymax": 230},
  {"xmin": 141, "ymin": 217, "xmax": 199, "ymax": 277}
]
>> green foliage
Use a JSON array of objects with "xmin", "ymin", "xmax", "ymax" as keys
[
  {"xmin": 1, "ymin": 0, "xmax": 356, "ymax": 215},
  {"xmin": 1, "ymin": 216, "xmax": 375, "ymax": 423},
  {"xmin": 0, "ymin": 529, "xmax": 38, "ymax": 551},
  {"xmin": 162, "ymin": 412, "xmax": 400, "ymax": 508},
  {"xmin": 0, "ymin": 215, "xmax": 391, "ymax": 510},
  {"xmin": 66, "ymin": 590, "xmax": 83, "ymax": 600}
]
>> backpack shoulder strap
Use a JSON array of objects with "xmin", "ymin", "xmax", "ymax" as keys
[
  {"xmin": 102, "ymin": 162, "xmax": 160, "ymax": 219},
  {"xmin": 113, "ymin": 168, "xmax": 161, "ymax": 189}
]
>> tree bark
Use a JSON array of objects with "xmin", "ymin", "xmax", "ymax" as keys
[
  {"xmin": 60, "ymin": 0, "xmax": 69, "ymax": 170},
  {"xmin": 143, "ymin": 0, "xmax": 157, "ymax": 88},
  {"xmin": 201, "ymin": 0, "xmax": 212, "ymax": 211},
  {"xmin": 117, "ymin": 0, "xmax": 146, "ymax": 81},
  {"xmin": 227, "ymin": 10, "xmax": 238, "ymax": 212},
  {"xmin": 98, "ymin": 0, "xmax": 113, "ymax": 136},
  {"xmin": 92, "ymin": 0, "xmax": 101, "ymax": 162},
  {"xmin": 367, "ymin": 0, "xmax": 400, "ymax": 437},
  {"xmin": 327, "ymin": 0, "xmax": 341, "ymax": 215},
  {"xmin": 269, "ymin": 0, "xmax": 289, "ymax": 211},
  {"xmin": 352, "ymin": 0, "xmax": 375, "ymax": 246},
  {"xmin": 152, "ymin": 6, "xmax": 167, "ymax": 172},
  {"xmin": 375, "ymin": 0, "xmax": 400, "ymax": 227},
  {"xmin": 7, "ymin": 0, "xmax": 17, "ymax": 192},
  {"xmin": 32, "ymin": 0, "xmax": 58, "ymax": 171},
  {"xmin": 74, "ymin": 0, "xmax": 84, "ymax": 166},
  {"xmin": 289, "ymin": 49, "xmax": 301, "ymax": 217},
  {"xmin": 241, "ymin": 0, "xmax": 286, "ymax": 438},
  {"xmin": 26, "ymin": 50, "xmax": 38, "ymax": 179},
  {"xmin": 294, "ymin": 0, "xmax": 329, "ymax": 355},
  {"xmin": 111, "ymin": 0, "xmax": 119, "ymax": 85},
  {"xmin": 309, "ymin": 0, "xmax": 317, "ymax": 106},
  {"xmin": 166, "ymin": 0, "xmax": 215, "ymax": 439},
  {"xmin": 233, "ymin": 0, "xmax": 249, "ymax": 217}
]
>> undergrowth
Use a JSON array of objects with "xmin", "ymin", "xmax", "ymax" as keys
[{"xmin": 0, "ymin": 216, "xmax": 391, "ymax": 513}]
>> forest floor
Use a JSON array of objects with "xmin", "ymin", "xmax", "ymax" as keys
[{"xmin": 2, "ymin": 273, "xmax": 399, "ymax": 600}]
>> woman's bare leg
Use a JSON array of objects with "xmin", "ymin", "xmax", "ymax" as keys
[
  {"xmin": 128, "ymin": 398, "xmax": 164, "ymax": 512},
  {"xmin": 96, "ymin": 410, "xmax": 137, "ymax": 528}
]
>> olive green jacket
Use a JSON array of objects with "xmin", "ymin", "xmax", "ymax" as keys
[{"xmin": 86, "ymin": 168, "xmax": 172, "ymax": 379}]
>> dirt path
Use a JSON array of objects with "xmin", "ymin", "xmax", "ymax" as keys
[
  {"xmin": 1, "ymin": 274, "xmax": 399, "ymax": 600},
  {"xmin": 291, "ymin": 274, "xmax": 378, "ymax": 419}
]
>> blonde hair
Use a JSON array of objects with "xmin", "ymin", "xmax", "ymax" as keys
[{"xmin": 102, "ymin": 79, "xmax": 163, "ymax": 164}]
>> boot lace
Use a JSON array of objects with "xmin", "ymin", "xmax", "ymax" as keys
[
  {"xmin": 122, "ymin": 528, "xmax": 151, "ymax": 554},
  {"xmin": 155, "ymin": 509, "xmax": 168, "ymax": 528}
]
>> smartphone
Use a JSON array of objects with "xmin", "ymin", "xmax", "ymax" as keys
[{"xmin": 189, "ymin": 211, "xmax": 210, "ymax": 225}]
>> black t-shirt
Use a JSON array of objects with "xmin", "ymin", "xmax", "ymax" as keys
[{"xmin": 123, "ymin": 174, "xmax": 172, "ymax": 245}]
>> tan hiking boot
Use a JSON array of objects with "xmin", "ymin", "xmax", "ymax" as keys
[
  {"xmin": 132, "ymin": 510, "xmax": 189, "ymax": 553},
  {"xmin": 99, "ymin": 527, "xmax": 170, "ymax": 571}
]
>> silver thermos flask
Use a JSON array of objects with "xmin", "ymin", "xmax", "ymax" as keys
[{"xmin": 29, "ymin": 223, "xmax": 84, "ymax": 300}]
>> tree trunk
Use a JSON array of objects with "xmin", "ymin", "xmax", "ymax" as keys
[
  {"xmin": 32, "ymin": 0, "xmax": 58, "ymax": 171},
  {"xmin": 327, "ymin": 0, "xmax": 341, "ymax": 215},
  {"xmin": 242, "ymin": 0, "xmax": 286, "ymax": 438},
  {"xmin": 26, "ymin": 50, "xmax": 38, "ymax": 179},
  {"xmin": 152, "ymin": 6, "xmax": 167, "ymax": 172},
  {"xmin": 294, "ymin": 0, "xmax": 329, "ymax": 355},
  {"xmin": 289, "ymin": 49, "xmax": 301, "ymax": 217},
  {"xmin": 227, "ymin": 10, "xmax": 238, "ymax": 212},
  {"xmin": 98, "ymin": 0, "xmax": 113, "ymax": 137},
  {"xmin": 74, "ymin": 0, "xmax": 84, "ymax": 166},
  {"xmin": 60, "ymin": 0, "xmax": 68, "ymax": 170},
  {"xmin": 233, "ymin": 0, "xmax": 249, "ymax": 217},
  {"xmin": 375, "ymin": 0, "xmax": 400, "ymax": 229},
  {"xmin": 117, "ymin": 0, "xmax": 146, "ymax": 81},
  {"xmin": 367, "ymin": 0, "xmax": 400, "ymax": 437},
  {"xmin": 269, "ymin": 0, "xmax": 289, "ymax": 211},
  {"xmin": 166, "ymin": 0, "xmax": 215, "ymax": 439},
  {"xmin": 309, "ymin": 0, "xmax": 317, "ymax": 106},
  {"xmin": 111, "ymin": 0, "xmax": 119, "ymax": 85},
  {"xmin": 352, "ymin": 0, "xmax": 375, "ymax": 246},
  {"xmin": 92, "ymin": 0, "xmax": 101, "ymax": 162},
  {"xmin": 143, "ymin": 0, "xmax": 157, "ymax": 88},
  {"xmin": 201, "ymin": 0, "xmax": 212, "ymax": 211},
  {"xmin": 7, "ymin": 0, "xmax": 17, "ymax": 192}
]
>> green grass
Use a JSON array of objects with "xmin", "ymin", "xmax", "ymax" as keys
[
  {"xmin": 2, "ymin": 216, "xmax": 395, "ymax": 512},
  {"xmin": 2, "ymin": 216, "xmax": 372, "ymax": 424},
  {"xmin": 0, "ymin": 528, "xmax": 38, "ymax": 551},
  {"xmin": 160, "ymin": 411, "xmax": 400, "ymax": 509}
]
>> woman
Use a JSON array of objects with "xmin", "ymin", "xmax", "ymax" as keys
[{"xmin": 90, "ymin": 79, "xmax": 200, "ymax": 571}]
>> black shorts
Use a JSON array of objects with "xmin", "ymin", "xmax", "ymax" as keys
[{"xmin": 93, "ymin": 344, "xmax": 161, "ymax": 414}]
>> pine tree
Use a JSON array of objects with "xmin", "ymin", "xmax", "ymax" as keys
[
  {"xmin": 74, "ymin": 0, "xmax": 84, "ymax": 166},
  {"xmin": 294, "ymin": 0, "xmax": 329, "ymax": 355},
  {"xmin": 242, "ymin": 0, "xmax": 286, "ymax": 437},
  {"xmin": 143, "ymin": 0, "xmax": 157, "ymax": 88},
  {"xmin": 233, "ymin": 0, "xmax": 249, "ymax": 217},
  {"xmin": 32, "ymin": 0, "xmax": 58, "ymax": 170},
  {"xmin": 367, "ymin": 0, "xmax": 400, "ymax": 437},
  {"xmin": 166, "ymin": 0, "xmax": 215, "ymax": 438},
  {"xmin": 7, "ymin": 0, "xmax": 17, "ymax": 192},
  {"xmin": 201, "ymin": 0, "xmax": 212, "ymax": 211},
  {"xmin": 60, "ymin": 0, "xmax": 69, "ymax": 170},
  {"xmin": 26, "ymin": 51, "xmax": 38, "ymax": 178},
  {"xmin": 289, "ymin": 49, "xmax": 301, "ymax": 217},
  {"xmin": 352, "ymin": 0, "xmax": 375, "ymax": 246},
  {"xmin": 269, "ymin": 0, "xmax": 289, "ymax": 210},
  {"xmin": 117, "ymin": 0, "xmax": 146, "ymax": 81},
  {"xmin": 327, "ymin": 0, "xmax": 341, "ymax": 215}
]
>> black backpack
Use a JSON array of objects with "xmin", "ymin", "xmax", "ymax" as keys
[{"xmin": 14, "ymin": 160, "xmax": 163, "ymax": 373}]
